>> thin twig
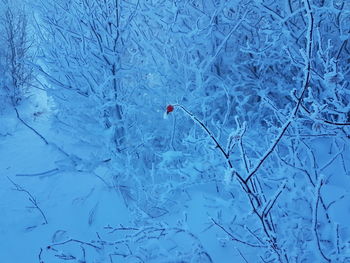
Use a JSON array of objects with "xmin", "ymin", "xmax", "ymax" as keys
[
  {"xmin": 174, "ymin": 104, "xmax": 245, "ymax": 183},
  {"xmin": 48, "ymin": 238, "xmax": 102, "ymax": 250},
  {"xmin": 211, "ymin": 218, "xmax": 266, "ymax": 248},
  {"xmin": 14, "ymin": 107, "xmax": 48, "ymax": 145},
  {"xmin": 38, "ymin": 248, "xmax": 44, "ymax": 263},
  {"xmin": 262, "ymin": 182, "xmax": 286, "ymax": 217},
  {"xmin": 8, "ymin": 177, "xmax": 48, "ymax": 224},
  {"xmin": 313, "ymin": 179, "xmax": 331, "ymax": 262},
  {"xmin": 237, "ymin": 248, "xmax": 249, "ymax": 263},
  {"xmin": 245, "ymin": 0, "xmax": 314, "ymax": 183},
  {"xmin": 16, "ymin": 168, "xmax": 59, "ymax": 177}
]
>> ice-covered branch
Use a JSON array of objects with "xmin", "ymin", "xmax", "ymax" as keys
[
  {"xmin": 313, "ymin": 178, "xmax": 331, "ymax": 262},
  {"xmin": 14, "ymin": 107, "xmax": 48, "ymax": 145},
  {"xmin": 245, "ymin": 119, "xmax": 292, "ymax": 183},
  {"xmin": 210, "ymin": 218, "xmax": 266, "ymax": 248},
  {"xmin": 47, "ymin": 238, "xmax": 102, "ymax": 250},
  {"xmin": 173, "ymin": 104, "xmax": 245, "ymax": 183},
  {"xmin": 7, "ymin": 177, "xmax": 48, "ymax": 225},
  {"xmin": 201, "ymin": 10, "xmax": 248, "ymax": 73},
  {"xmin": 16, "ymin": 168, "xmax": 59, "ymax": 177},
  {"xmin": 245, "ymin": 0, "xmax": 315, "ymax": 183},
  {"xmin": 261, "ymin": 181, "xmax": 287, "ymax": 217}
]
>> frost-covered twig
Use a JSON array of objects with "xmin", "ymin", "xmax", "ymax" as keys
[
  {"xmin": 236, "ymin": 248, "xmax": 249, "ymax": 263},
  {"xmin": 297, "ymin": 98, "xmax": 350, "ymax": 126},
  {"xmin": 171, "ymin": 103, "xmax": 283, "ymax": 258},
  {"xmin": 14, "ymin": 107, "xmax": 48, "ymax": 145},
  {"xmin": 277, "ymin": 147, "xmax": 333, "ymax": 223},
  {"xmin": 202, "ymin": 10, "xmax": 248, "ymax": 73},
  {"xmin": 227, "ymin": 119, "xmax": 249, "ymax": 173},
  {"xmin": 38, "ymin": 248, "xmax": 44, "ymax": 263},
  {"xmin": 319, "ymin": 145, "xmax": 344, "ymax": 172},
  {"xmin": 261, "ymin": 181, "xmax": 287, "ymax": 217},
  {"xmin": 322, "ymin": 120, "xmax": 350, "ymax": 126},
  {"xmin": 80, "ymin": 246, "xmax": 86, "ymax": 262},
  {"xmin": 174, "ymin": 104, "xmax": 245, "ymax": 183},
  {"xmin": 246, "ymin": 192, "xmax": 283, "ymax": 260},
  {"xmin": 245, "ymin": 119, "xmax": 292, "ymax": 183},
  {"xmin": 277, "ymin": 153, "xmax": 315, "ymax": 186},
  {"xmin": 104, "ymin": 225, "xmax": 140, "ymax": 234},
  {"xmin": 326, "ymin": 195, "xmax": 345, "ymax": 210},
  {"xmin": 211, "ymin": 218, "xmax": 266, "ymax": 248},
  {"xmin": 47, "ymin": 238, "xmax": 102, "ymax": 250},
  {"xmin": 16, "ymin": 168, "xmax": 59, "ymax": 177},
  {"xmin": 8, "ymin": 177, "xmax": 48, "ymax": 224},
  {"xmin": 245, "ymin": 0, "xmax": 314, "ymax": 183},
  {"xmin": 336, "ymin": 224, "xmax": 340, "ymax": 257},
  {"xmin": 239, "ymin": 132, "xmax": 250, "ymax": 174},
  {"xmin": 313, "ymin": 178, "xmax": 331, "ymax": 262}
]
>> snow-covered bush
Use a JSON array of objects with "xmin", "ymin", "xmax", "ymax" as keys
[
  {"xmin": 0, "ymin": 1, "xmax": 33, "ymax": 108},
  {"xmin": 33, "ymin": 0, "xmax": 350, "ymax": 262}
]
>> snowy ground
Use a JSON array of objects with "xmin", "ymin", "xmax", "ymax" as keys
[
  {"xmin": 0, "ymin": 102, "xmax": 131, "ymax": 262},
  {"xmin": 0, "ymin": 103, "xmax": 236, "ymax": 263},
  {"xmin": 1, "ymin": 95, "xmax": 350, "ymax": 263}
]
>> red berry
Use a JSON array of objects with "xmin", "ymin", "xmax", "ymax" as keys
[{"xmin": 166, "ymin": 105, "xmax": 174, "ymax": 114}]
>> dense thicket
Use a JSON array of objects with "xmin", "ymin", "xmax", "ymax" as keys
[{"xmin": 2, "ymin": 0, "xmax": 349, "ymax": 262}]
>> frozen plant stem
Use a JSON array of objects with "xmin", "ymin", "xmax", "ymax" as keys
[
  {"xmin": 313, "ymin": 179, "xmax": 331, "ymax": 262},
  {"xmin": 14, "ymin": 107, "xmax": 48, "ymax": 145},
  {"xmin": 244, "ymin": 0, "xmax": 314, "ymax": 183},
  {"xmin": 174, "ymin": 104, "xmax": 283, "ymax": 259},
  {"xmin": 174, "ymin": 104, "xmax": 245, "ymax": 184},
  {"xmin": 47, "ymin": 238, "xmax": 102, "ymax": 250},
  {"xmin": 7, "ymin": 177, "xmax": 48, "ymax": 225},
  {"xmin": 38, "ymin": 248, "xmax": 44, "ymax": 263},
  {"xmin": 172, "ymin": 3, "xmax": 314, "ymax": 259},
  {"xmin": 211, "ymin": 218, "xmax": 266, "ymax": 248}
]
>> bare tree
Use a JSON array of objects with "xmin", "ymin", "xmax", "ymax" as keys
[{"xmin": 1, "ymin": 0, "xmax": 33, "ymax": 106}]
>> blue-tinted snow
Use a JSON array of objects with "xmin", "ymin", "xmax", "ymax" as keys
[{"xmin": 1, "ymin": 0, "xmax": 350, "ymax": 262}]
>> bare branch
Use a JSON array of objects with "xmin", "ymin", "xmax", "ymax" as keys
[
  {"xmin": 211, "ymin": 218, "xmax": 266, "ymax": 248},
  {"xmin": 7, "ymin": 177, "xmax": 48, "ymax": 224}
]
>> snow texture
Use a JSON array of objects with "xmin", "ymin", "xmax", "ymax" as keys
[{"xmin": 1, "ymin": 0, "xmax": 350, "ymax": 262}]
